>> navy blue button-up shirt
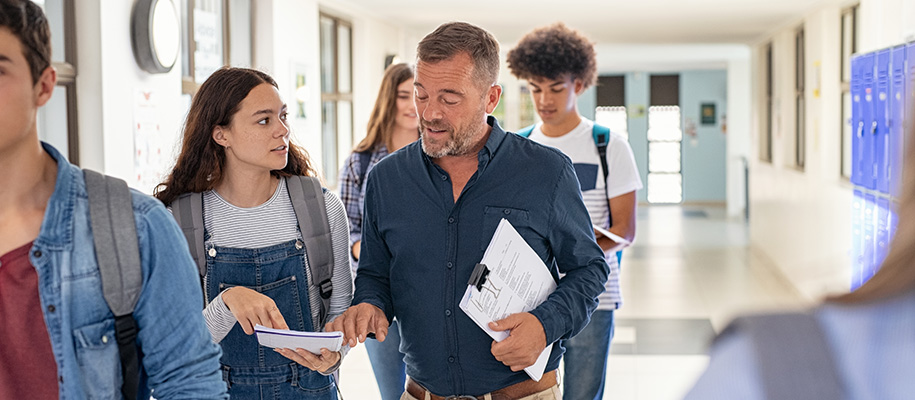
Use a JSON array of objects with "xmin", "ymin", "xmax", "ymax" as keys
[{"xmin": 354, "ymin": 117, "xmax": 609, "ymax": 396}]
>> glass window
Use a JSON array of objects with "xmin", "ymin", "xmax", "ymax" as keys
[
  {"xmin": 796, "ymin": 27, "xmax": 806, "ymax": 170},
  {"xmin": 647, "ymin": 106, "xmax": 682, "ymax": 204},
  {"xmin": 32, "ymin": 0, "xmax": 78, "ymax": 163},
  {"xmin": 319, "ymin": 13, "xmax": 354, "ymax": 187},
  {"xmin": 595, "ymin": 106, "xmax": 628, "ymax": 140},
  {"xmin": 181, "ymin": 0, "xmax": 252, "ymax": 94}
]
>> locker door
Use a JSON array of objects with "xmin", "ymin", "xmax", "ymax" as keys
[
  {"xmin": 907, "ymin": 43, "xmax": 915, "ymax": 174},
  {"xmin": 875, "ymin": 50, "xmax": 890, "ymax": 194},
  {"xmin": 863, "ymin": 193, "xmax": 877, "ymax": 284},
  {"xmin": 851, "ymin": 190, "xmax": 865, "ymax": 290},
  {"xmin": 862, "ymin": 53, "xmax": 877, "ymax": 190},
  {"xmin": 890, "ymin": 46, "xmax": 906, "ymax": 198},
  {"xmin": 875, "ymin": 198, "xmax": 890, "ymax": 271},
  {"xmin": 851, "ymin": 55, "xmax": 865, "ymax": 186}
]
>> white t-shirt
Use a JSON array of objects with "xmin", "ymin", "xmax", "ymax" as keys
[{"xmin": 528, "ymin": 118, "xmax": 643, "ymax": 310}]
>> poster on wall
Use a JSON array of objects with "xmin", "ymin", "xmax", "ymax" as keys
[
  {"xmin": 700, "ymin": 103, "xmax": 716, "ymax": 125},
  {"xmin": 134, "ymin": 89, "xmax": 164, "ymax": 194}
]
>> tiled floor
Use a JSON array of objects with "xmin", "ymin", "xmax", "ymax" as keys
[{"xmin": 337, "ymin": 205, "xmax": 809, "ymax": 400}]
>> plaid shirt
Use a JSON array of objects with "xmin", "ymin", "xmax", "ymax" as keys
[{"xmin": 338, "ymin": 145, "xmax": 389, "ymax": 273}]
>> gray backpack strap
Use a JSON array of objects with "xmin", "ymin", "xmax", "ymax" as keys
[
  {"xmin": 723, "ymin": 312, "xmax": 845, "ymax": 400},
  {"xmin": 286, "ymin": 176, "xmax": 334, "ymax": 325},
  {"xmin": 170, "ymin": 192, "xmax": 206, "ymax": 278},
  {"xmin": 83, "ymin": 169, "xmax": 141, "ymax": 400}
]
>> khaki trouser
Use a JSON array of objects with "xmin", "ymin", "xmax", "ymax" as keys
[{"xmin": 400, "ymin": 384, "xmax": 561, "ymax": 400}]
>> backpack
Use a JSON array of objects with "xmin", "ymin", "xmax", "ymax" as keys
[
  {"xmin": 169, "ymin": 176, "xmax": 335, "ymax": 326},
  {"xmin": 517, "ymin": 123, "xmax": 612, "ymax": 225},
  {"xmin": 517, "ymin": 124, "xmax": 624, "ymax": 266},
  {"xmin": 356, "ymin": 150, "xmax": 372, "ymax": 188},
  {"xmin": 83, "ymin": 169, "xmax": 142, "ymax": 400},
  {"xmin": 718, "ymin": 312, "xmax": 845, "ymax": 399}
]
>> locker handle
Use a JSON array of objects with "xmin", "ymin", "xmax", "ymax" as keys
[
  {"xmin": 872, "ymin": 121, "xmax": 878, "ymax": 135},
  {"xmin": 857, "ymin": 122, "xmax": 864, "ymax": 138}
]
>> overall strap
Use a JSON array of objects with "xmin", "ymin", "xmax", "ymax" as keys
[
  {"xmin": 170, "ymin": 192, "xmax": 206, "ymax": 278},
  {"xmin": 83, "ymin": 169, "xmax": 141, "ymax": 400},
  {"xmin": 286, "ymin": 176, "xmax": 334, "ymax": 325},
  {"xmin": 724, "ymin": 312, "xmax": 845, "ymax": 400},
  {"xmin": 516, "ymin": 125, "xmax": 535, "ymax": 138}
]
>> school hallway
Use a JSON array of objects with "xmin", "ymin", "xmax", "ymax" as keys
[{"xmin": 338, "ymin": 205, "xmax": 810, "ymax": 400}]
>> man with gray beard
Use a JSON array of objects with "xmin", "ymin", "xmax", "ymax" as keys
[{"xmin": 328, "ymin": 21, "xmax": 609, "ymax": 400}]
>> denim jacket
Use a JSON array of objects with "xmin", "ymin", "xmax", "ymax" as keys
[{"xmin": 31, "ymin": 143, "xmax": 227, "ymax": 399}]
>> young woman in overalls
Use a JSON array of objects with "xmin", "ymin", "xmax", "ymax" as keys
[{"xmin": 155, "ymin": 67, "xmax": 352, "ymax": 399}]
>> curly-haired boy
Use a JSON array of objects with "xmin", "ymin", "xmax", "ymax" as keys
[{"xmin": 508, "ymin": 23, "xmax": 643, "ymax": 400}]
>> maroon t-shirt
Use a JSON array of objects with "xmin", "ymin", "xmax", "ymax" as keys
[{"xmin": 0, "ymin": 242, "xmax": 59, "ymax": 399}]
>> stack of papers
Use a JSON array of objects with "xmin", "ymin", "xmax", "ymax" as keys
[
  {"xmin": 459, "ymin": 218, "xmax": 557, "ymax": 381},
  {"xmin": 254, "ymin": 325, "xmax": 343, "ymax": 354}
]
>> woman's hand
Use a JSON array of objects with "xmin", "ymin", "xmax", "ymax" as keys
[
  {"xmin": 221, "ymin": 286, "xmax": 289, "ymax": 334},
  {"xmin": 276, "ymin": 347, "xmax": 341, "ymax": 373}
]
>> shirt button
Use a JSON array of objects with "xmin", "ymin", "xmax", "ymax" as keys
[
  {"xmin": 503, "ymin": 209, "xmax": 511, "ymax": 215},
  {"xmin": 448, "ymin": 217, "xmax": 455, "ymax": 223},
  {"xmin": 33, "ymin": 250, "xmax": 43, "ymax": 258},
  {"xmin": 47, "ymin": 305, "xmax": 56, "ymax": 313},
  {"xmin": 441, "ymin": 175, "xmax": 447, "ymax": 180},
  {"xmin": 448, "ymin": 356, "xmax": 455, "ymax": 363},
  {"xmin": 447, "ymin": 262, "xmax": 453, "ymax": 269},
  {"xmin": 102, "ymin": 335, "xmax": 109, "ymax": 344},
  {"xmin": 445, "ymin": 309, "xmax": 452, "ymax": 316},
  {"xmin": 208, "ymin": 248, "xmax": 217, "ymax": 257},
  {"xmin": 59, "ymin": 376, "xmax": 63, "ymax": 383}
]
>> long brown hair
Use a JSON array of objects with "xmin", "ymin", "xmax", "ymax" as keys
[
  {"xmin": 155, "ymin": 67, "xmax": 317, "ymax": 205},
  {"xmin": 354, "ymin": 63, "xmax": 414, "ymax": 152},
  {"xmin": 831, "ymin": 127, "xmax": 915, "ymax": 304}
]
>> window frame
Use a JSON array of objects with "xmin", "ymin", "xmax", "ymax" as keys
[
  {"xmin": 795, "ymin": 26, "xmax": 806, "ymax": 170},
  {"xmin": 318, "ymin": 12, "xmax": 354, "ymax": 187}
]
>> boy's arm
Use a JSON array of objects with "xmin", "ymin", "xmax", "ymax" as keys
[{"xmin": 133, "ymin": 201, "xmax": 228, "ymax": 399}]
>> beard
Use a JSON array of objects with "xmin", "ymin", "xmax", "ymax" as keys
[{"xmin": 420, "ymin": 118, "xmax": 484, "ymax": 158}]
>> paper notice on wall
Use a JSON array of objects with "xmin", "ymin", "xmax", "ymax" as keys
[{"xmin": 134, "ymin": 89, "xmax": 164, "ymax": 194}]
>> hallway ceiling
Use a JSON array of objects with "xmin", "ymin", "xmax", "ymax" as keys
[{"xmin": 340, "ymin": 0, "xmax": 852, "ymax": 45}]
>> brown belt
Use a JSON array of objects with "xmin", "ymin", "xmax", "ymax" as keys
[{"xmin": 406, "ymin": 370, "xmax": 557, "ymax": 400}]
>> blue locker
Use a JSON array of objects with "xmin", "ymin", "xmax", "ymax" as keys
[
  {"xmin": 890, "ymin": 46, "xmax": 906, "ymax": 198},
  {"xmin": 863, "ymin": 194, "xmax": 877, "ymax": 284},
  {"xmin": 862, "ymin": 54, "xmax": 877, "ymax": 190},
  {"xmin": 907, "ymin": 42, "xmax": 915, "ymax": 176},
  {"xmin": 875, "ymin": 50, "xmax": 890, "ymax": 194},
  {"xmin": 851, "ymin": 190, "xmax": 865, "ymax": 290},
  {"xmin": 875, "ymin": 198, "xmax": 890, "ymax": 270},
  {"xmin": 851, "ymin": 55, "xmax": 865, "ymax": 187}
]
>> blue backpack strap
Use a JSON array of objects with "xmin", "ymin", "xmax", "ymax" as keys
[
  {"xmin": 516, "ymin": 125, "xmax": 535, "ymax": 138},
  {"xmin": 592, "ymin": 124, "xmax": 613, "ymax": 228}
]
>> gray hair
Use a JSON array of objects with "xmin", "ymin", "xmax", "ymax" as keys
[{"xmin": 416, "ymin": 21, "xmax": 500, "ymax": 88}]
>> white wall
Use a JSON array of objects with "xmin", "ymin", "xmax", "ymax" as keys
[
  {"xmin": 747, "ymin": 0, "xmax": 915, "ymax": 300},
  {"xmin": 76, "ymin": 0, "xmax": 186, "ymax": 194},
  {"xmin": 74, "ymin": 0, "xmax": 411, "ymax": 192}
]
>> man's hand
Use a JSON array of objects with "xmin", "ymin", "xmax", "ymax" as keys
[
  {"xmin": 489, "ymin": 312, "xmax": 548, "ymax": 371},
  {"xmin": 276, "ymin": 347, "xmax": 341, "ymax": 373},
  {"xmin": 324, "ymin": 303, "xmax": 388, "ymax": 348},
  {"xmin": 221, "ymin": 286, "xmax": 288, "ymax": 334}
]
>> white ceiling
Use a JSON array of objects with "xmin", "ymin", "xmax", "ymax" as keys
[{"xmin": 339, "ymin": 0, "xmax": 852, "ymax": 45}]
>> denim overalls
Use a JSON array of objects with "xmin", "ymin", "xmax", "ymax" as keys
[{"xmin": 206, "ymin": 237, "xmax": 336, "ymax": 399}]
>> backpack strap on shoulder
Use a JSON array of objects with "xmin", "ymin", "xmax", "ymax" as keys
[
  {"xmin": 592, "ymin": 124, "xmax": 613, "ymax": 228},
  {"xmin": 516, "ymin": 125, "xmax": 535, "ymax": 138},
  {"xmin": 721, "ymin": 312, "xmax": 845, "ymax": 400},
  {"xmin": 83, "ymin": 169, "xmax": 141, "ymax": 400},
  {"xmin": 169, "ymin": 192, "xmax": 206, "ymax": 278},
  {"xmin": 357, "ymin": 150, "xmax": 373, "ymax": 187},
  {"xmin": 286, "ymin": 176, "xmax": 334, "ymax": 325}
]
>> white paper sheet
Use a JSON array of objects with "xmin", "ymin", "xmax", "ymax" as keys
[
  {"xmin": 459, "ymin": 218, "xmax": 556, "ymax": 381},
  {"xmin": 254, "ymin": 325, "xmax": 343, "ymax": 354},
  {"xmin": 593, "ymin": 224, "xmax": 631, "ymax": 246}
]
